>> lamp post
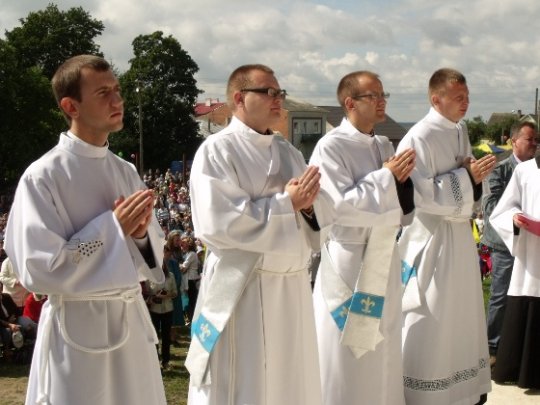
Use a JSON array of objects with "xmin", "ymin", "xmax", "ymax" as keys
[
  {"xmin": 537, "ymin": 96, "xmax": 540, "ymax": 133},
  {"xmin": 135, "ymin": 84, "xmax": 144, "ymax": 176}
]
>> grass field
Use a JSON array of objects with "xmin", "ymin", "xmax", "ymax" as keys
[
  {"xmin": 0, "ymin": 325, "xmax": 192, "ymax": 405},
  {"xmin": 0, "ymin": 278, "xmax": 494, "ymax": 405}
]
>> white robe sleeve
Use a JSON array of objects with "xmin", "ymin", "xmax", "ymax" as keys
[
  {"xmin": 489, "ymin": 168, "xmax": 523, "ymax": 255},
  {"xmin": 5, "ymin": 173, "xmax": 161, "ymax": 295},
  {"xmin": 132, "ymin": 217, "xmax": 166, "ymax": 284},
  {"xmin": 310, "ymin": 140, "xmax": 402, "ymax": 228},
  {"xmin": 190, "ymin": 141, "xmax": 304, "ymax": 255},
  {"xmin": 398, "ymin": 133, "xmax": 475, "ymax": 216}
]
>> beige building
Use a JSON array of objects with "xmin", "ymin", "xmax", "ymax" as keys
[
  {"xmin": 195, "ymin": 97, "xmax": 328, "ymax": 159},
  {"xmin": 195, "ymin": 98, "xmax": 406, "ymax": 159}
]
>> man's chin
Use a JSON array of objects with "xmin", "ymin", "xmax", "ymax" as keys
[
  {"xmin": 109, "ymin": 122, "xmax": 124, "ymax": 134},
  {"xmin": 268, "ymin": 114, "xmax": 281, "ymax": 127}
]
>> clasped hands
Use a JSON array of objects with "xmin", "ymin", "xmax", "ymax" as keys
[
  {"xmin": 463, "ymin": 154, "xmax": 497, "ymax": 184},
  {"xmin": 287, "ymin": 166, "xmax": 320, "ymax": 212},
  {"xmin": 384, "ymin": 148, "xmax": 416, "ymax": 183},
  {"xmin": 113, "ymin": 189, "xmax": 155, "ymax": 238}
]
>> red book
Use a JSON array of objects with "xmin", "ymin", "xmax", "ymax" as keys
[{"xmin": 516, "ymin": 213, "xmax": 540, "ymax": 237}]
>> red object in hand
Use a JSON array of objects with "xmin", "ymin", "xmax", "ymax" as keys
[{"xmin": 516, "ymin": 213, "xmax": 540, "ymax": 237}]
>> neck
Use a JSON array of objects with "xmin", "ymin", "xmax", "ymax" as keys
[
  {"xmin": 69, "ymin": 126, "xmax": 109, "ymax": 147},
  {"xmin": 347, "ymin": 114, "xmax": 375, "ymax": 135},
  {"xmin": 349, "ymin": 118, "xmax": 374, "ymax": 135},
  {"xmin": 433, "ymin": 106, "xmax": 459, "ymax": 123},
  {"xmin": 235, "ymin": 114, "xmax": 271, "ymax": 135}
]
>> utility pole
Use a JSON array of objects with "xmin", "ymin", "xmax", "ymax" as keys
[
  {"xmin": 534, "ymin": 87, "xmax": 540, "ymax": 131},
  {"xmin": 135, "ymin": 82, "xmax": 144, "ymax": 176}
]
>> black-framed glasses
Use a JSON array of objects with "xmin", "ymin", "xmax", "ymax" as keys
[
  {"xmin": 351, "ymin": 92, "xmax": 390, "ymax": 102},
  {"xmin": 241, "ymin": 87, "xmax": 288, "ymax": 99}
]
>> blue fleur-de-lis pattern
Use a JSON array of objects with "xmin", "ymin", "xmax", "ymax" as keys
[
  {"xmin": 192, "ymin": 314, "xmax": 220, "ymax": 353},
  {"xmin": 349, "ymin": 292, "xmax": 384, "ymax": 319},
  {"xmin": 401, "ymin": 260, "xmax": 417, "ymax": 286}
]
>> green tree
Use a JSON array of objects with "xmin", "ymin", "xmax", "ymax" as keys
[
  {"xmin": 485, "ymin": 116, "xmax": 519, "ymax": 144},
  {"xmin": 117, "ymin": 31, "xmax": 203, "ymax": 173},
  {"xmin": 0, "ymin": 39, "xmax": 63, "ymax": 184},
  {"xmin": 464, "ymin": 116, "xmax": 487, "ymax": 145},
  {"xmin": 5, "ymin": 3, "xmax": 104, "ymax": 79},
  {"xmin": 0, "ymin": 4, "xmax": 105, "ymax": 184}
]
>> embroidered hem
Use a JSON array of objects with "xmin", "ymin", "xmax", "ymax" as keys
[{"xmin": 404, "ymin": 358, "xmax": 489, "ymax": 392}]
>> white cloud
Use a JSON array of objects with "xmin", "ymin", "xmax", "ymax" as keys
[{"xmin": 2, "ymin": 0, "xmax": 540, "ymax": 121}]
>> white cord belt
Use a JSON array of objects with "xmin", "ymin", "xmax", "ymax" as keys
[
  {"xmin": 255, "ymin": 267, "xmax": 306, "ymax": 276},
  {"xmin": 36, "ymin": 285, "xmax": 156, "ymax": 404},
  {"xmin": 443, "ymin": 216, "xmax": 470, "ymax": 223}
]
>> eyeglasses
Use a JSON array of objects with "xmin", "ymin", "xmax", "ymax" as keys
[
  {"xmin": 351, "ymin": 92, "xmax": 390, "ymax": 102},
  {"xmin": 241, "ymin": 87, "xmax": 288, "ymax": 99}
]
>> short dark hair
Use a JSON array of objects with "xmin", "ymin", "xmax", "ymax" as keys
[
  {"xmin": 336, "ymin": 71, "xmax": 380, "ymax": 110},
  {"xmin": 428, "ymin": 68, "xmax": 466, "ymax": 98},
  {"xmin": 51, "ymin": 55, "xmax": 111, "ymax": 122},
  {"xmin": 511, "ymin": 121, "xmax": 537, "ymax": 140},
  {"xmin": 226, "ymin": 64, "xmax": 274, "ymax": 109}
]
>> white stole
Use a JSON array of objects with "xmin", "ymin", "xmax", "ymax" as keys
[
  {"xmin": 321, "ymin": 225, "xmax": 398, "ymax": 358},
  {"xmin": 185, "ymin": 250, "xmax": 261, "ymax": 387}
]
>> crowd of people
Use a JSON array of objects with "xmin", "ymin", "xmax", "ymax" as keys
[
  {"xmin": 140, "ymin": 168, "xmax": 204, "ymax": 371},
  {"xmin": 0, "ymin": 54, "xmax": 539, "ymax": 405},
  {"xmin": 0, "ymin": 167, "xmax": 203, "ymax": 372}
]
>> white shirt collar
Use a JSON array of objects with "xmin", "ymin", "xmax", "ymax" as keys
[
  {"xmin": 58, "ymin": 131, "xmax": 109, "ymax": 158},
  {"xmin": 229, "ymin": 116, "xmax": 281, "ymax": 147}
]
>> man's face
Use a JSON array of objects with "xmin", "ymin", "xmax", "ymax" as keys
[
  {"xmin": 70, "ymin": 67, "xmax": 124, "ymax": 140},
  {"xmin": 513, "ymin": 125, "xmax": 538, "ymax": 161},
  {"xmin": 235, "ymin": 70, "xmax": 284, "ymax": 133},
  {"xmin": 432, "ymin": 81, "xmax": 469, "ymax": 123},
  {"xmin": 348, "ymin": 75, "xmax": 387, "ymax": 131}
]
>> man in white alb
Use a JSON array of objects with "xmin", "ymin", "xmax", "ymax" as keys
[
  {"xmin": 4, "ymin": 55, "xmax": 166, "ymax": 405},
  {"xmin": 186, "ymin": 64, "xmax": 332, "ymax": 405},
  {"xmin": 310, "ymin": 70, "xmax": 415, "ymax": 405},
  {"xmin": 490, "ymin": 126, "xmax": 540, "ymax": 389},
  {"xmin": 397, "ymin": 68, "xmax": 496, "ymax": 405}
]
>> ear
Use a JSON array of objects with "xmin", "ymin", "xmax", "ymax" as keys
[
  {"xmin": 60, "ymin": 97, "xmax": 79, "ymax": 120},
  {"xmin": 430, "ymin": 93, "xmax": 440, "ymax": 107},
  {"xmin": 344, "ymin": 97, "xmax": 355, "ymax": 112},
  {"xmin": 233, "ymin": 91, "xmax": 244, "ymax": 108}
]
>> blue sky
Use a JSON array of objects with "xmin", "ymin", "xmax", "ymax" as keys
[{"xmin": 2, "ymin": 0, "xmax": 540, "ymax": 122}]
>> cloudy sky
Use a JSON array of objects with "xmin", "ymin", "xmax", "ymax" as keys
[{"xmin": 2, "ymin": 0, "xmax": 540, "ymax": 122}]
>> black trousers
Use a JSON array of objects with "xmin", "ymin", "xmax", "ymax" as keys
[
  {"xmin": 150, "ymin": 310, "xmax": 173, "ymax": 365},
  {"xmin": 492, "ymin": 296, "xmax": 540, "ymax": 389},
  {"xmin": 186, "ymin": 279, "xmax": 199, "ymax": 323}
]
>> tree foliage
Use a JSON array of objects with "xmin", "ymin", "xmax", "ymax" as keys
[
  {"xmin": 463, "ymin": 116, "xmax": 487, "ymax": 145},
  {"xmin": 116, "ymin": 31, "xmax": 203, "ymax": 172},
  {"xmin": 0, "ymin": 39, "xmax": 64, "ymax": 184},
  {"xmin": 4, "ymin": 3, "xmax": 104, "ymax": 79},
  {"xmin": 0, "ymin": 4, "xmax": 105, "ymax": 184},
  {"xmin": 485, "ymin": 116, "xmax": 519, "ymax": 144},
  {"xmin": 464, "ymin": 115, "xmax": 521, "ymax": 145}
]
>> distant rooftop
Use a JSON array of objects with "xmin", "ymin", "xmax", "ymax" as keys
[
  {"xmin": 319, "ymin": 105, "xmax": 407, "ymax": 142},
  {"xmin": 284, "ymin": 97, "xmax": 329, "ymax": 113},
  {"xmin": 194, "ymin": 98, "xmax": 226, "ymax": 116}
]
